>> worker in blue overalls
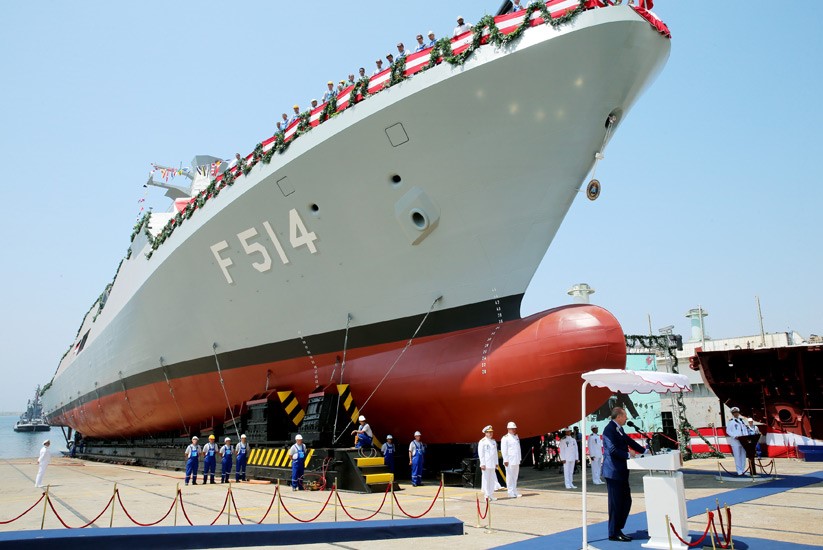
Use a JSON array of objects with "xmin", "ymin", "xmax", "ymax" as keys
[
  {"xmin": 409, "ymin": 431, "xmax": 425, "ymax": 487},
  {"xmin": 235, "ymin": 434, "xmax": 248, "ymax": 482},
  {"xmin": 351, "ymin": 415, "xmax": 373, "ymax": 449},
  {"xmin": 202, "ymin": 434, "xmax": 218, "ymax": 484},
  {"xmin": 289, "ymin": 434, "xmax": 307, "ymax": 490},
  {"xmin": 220, "ymin": 437, "xmax": 233, "ymax": 483},
  {"xmin": 184, "ymin": 436, "xmax": 202, "ymax": 485},
  {"xmin": 381, "ymin": 435, "xmax": 396, "ymax": 473}
]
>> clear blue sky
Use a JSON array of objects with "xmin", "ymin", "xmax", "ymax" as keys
[{"xmin": 1, "ymin": 2, "xmax": 820, "ymax": 411}]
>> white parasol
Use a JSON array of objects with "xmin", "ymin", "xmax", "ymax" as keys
[{"xmin": 580, "ymin": 369, "xmax": 691, "ymax": 549}]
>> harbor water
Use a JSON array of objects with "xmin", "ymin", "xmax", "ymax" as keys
[{"xmin": 0, "ymin": 415, "xmax": 61, "ymax": 459}]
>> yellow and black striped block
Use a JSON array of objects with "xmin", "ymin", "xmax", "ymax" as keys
[
  {"xmin": 337, "ymin": 384, "xmax": 381, "ymax": 447},
  {"xmin": 277, "ymin": 390, "xmax": 305, "ymax": 426}
]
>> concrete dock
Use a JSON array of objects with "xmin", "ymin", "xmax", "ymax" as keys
[{"xmin": 1, "ymin": 456, "xmax": 821, "ymax": 548}]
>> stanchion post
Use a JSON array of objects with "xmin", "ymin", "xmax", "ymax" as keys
[
  {"xmin": 333, "ymin": 482, "xmax": 338, "ymax": 522},
  {"xmin": 487, "ymin": 497, "xmax": 492, "ymax": 532},
  {"xmin": 665, "ymin": 514, "xmax": 672, "ymax": 550},
  {"xmin": 174, "ymin": 484, "xmax": 179, "ymax": 526},
  {"xmin": 708, "ymin": 508, "xmax": 716, "ymax": 550},
  {"xmin": 109, "ymin": 483, "xmax": 117, "ymax": 528},
  {"xmin": 277, "ymin": 479, "xmax": 281, "ymax": 524},
  {"xmin": 726, "ymin": 504, "xmax": 734, "ymax": 550},
  {"xmin": 227, "ymin": 485, "xmax": 232, "ymax": 525},
  {"xmin": 441, "ymin": 473, "xmax": 446, "ymax": 517},
  {"xmin": 475, "ymin": 493, "xmax": 481, "ymax": 529},
  {"xmin": 390, "ymin": 474, "xmax": 394, "ymax": 520},
  {"xmin": 40, "ymin": 485, "xmax": 50, "ymax": 530}
]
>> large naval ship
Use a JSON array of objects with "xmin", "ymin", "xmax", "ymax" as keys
[{"xmin": 41, "ymin": 2, "xmax": 671, "ymax": 445}]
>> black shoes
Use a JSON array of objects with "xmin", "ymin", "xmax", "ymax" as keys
[{"xmin": 608, "ymin": 533, "xmax": 631, "ymax": 542}]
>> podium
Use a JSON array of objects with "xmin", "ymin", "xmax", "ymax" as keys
[
  {"xmin": 737, "ymin": 434, "xmax": 761, "ymax": 476},
  {"xmin": 627, "ymin": 450, "xmax": 687, "ymax": 550}
]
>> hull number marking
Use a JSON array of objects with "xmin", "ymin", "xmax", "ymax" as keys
[{"xmin": 211, "ymin": 208, "xmax": 318, "ymax": 284}]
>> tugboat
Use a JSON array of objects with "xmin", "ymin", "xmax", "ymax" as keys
[{"xmin": 14, "ymin": 386, "xmax": 51, "ymax": 432}]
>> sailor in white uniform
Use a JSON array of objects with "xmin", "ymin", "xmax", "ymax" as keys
[
  {"xmin": 35, "ymin": 439, "xmax": 51, "ymax": 488},
  {"xmin": 588, "ymin": 425, "xmax": 604, "ymax": 485},
  {"xmin": 559, "ymin": 428, "xmax": 579, "ymax": 489},
  {"xmin": 726, "ymin": 407, "xmax": 748, "ymax": 475},
  {"xmin": 500, "ymin": 421, "xmax": 522, "ymax": 498},
  {"xmin": 478, "ymin": 425, "xmax": 498, "ymax": 501}
]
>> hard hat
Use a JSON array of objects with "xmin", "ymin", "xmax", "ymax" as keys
[
  {"xmin": 507, "ymin": 421, "xmax": 517, "ymax": 429},
  {"xmin": 482, "ymin": 425, "xmax": 493, "ymax": 433},
  {"xmin": 240, "ymin": 434, "xmax": 247, "ymax": 439},
  {"xmin": 414, "ymin": 431, "xmax": 421, "ymax": 436},
  {"xmin": 225, "ymin": 437, "xmax": 231, "ymax": 442},
  {"xmin": 293, "ymin": 104, "xmax": 299, "ymax": 109},
  {"xmin": 192, "ymin": 436, "xmax": 199, "ymax": 440},
  {"xmin": 358, "ymin": 415, "xmax": 366, "ymax": 422},
  {"xmin": 209, "ymin": 434, "xmax": 215, "ymax": 440},
  {"xmin": 295, "ymin": 434, "xmax": 303, "ymax": 440},
  {"xmin": 386, "ymin": 434, "xmax": 393, "ymax": 439},
  {"xmin": 327, "ymin": 80, "xmax": 333, "ymax": 85}
]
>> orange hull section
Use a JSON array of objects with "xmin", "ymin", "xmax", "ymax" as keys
[{"xmin": 55, "ymin": 304, "xmax": 623, "ymax": 443}]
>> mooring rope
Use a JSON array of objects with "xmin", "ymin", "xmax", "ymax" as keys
[
  {"xmin": 358, "ymin": 296, "xmax": 441, "ymax": 412},
  {"xmin": 159, "ymin": 357, "xmax": 189, "ymax": 435},
  {"xmin": 332, "ymin": 313, "xmax": 353, "ymax": 443},
  {"xmin": 212, "ymin": 342, "xmax": 240, "ymax": 440}
]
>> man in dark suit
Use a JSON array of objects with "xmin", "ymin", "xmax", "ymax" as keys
[{"xmin": 602, "ymin": 406, "xmax": 647, "ymax": 542}]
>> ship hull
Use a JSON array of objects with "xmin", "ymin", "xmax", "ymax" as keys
[
  {"xmin": 54, "ymin": 304, "xmax": 622, "ymax": 443},
  {"xmin": 43, "ymin": 6, "xmax": 670, "ymax": 442}
]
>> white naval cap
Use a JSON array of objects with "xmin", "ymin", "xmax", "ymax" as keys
[
  {"xmin": 482, "ymin": 425, "xmax": 493, "ymax": 434},
  {"xmin": 507, "ymin": 421, "xmax": 517, "ymax": 429},
  {"xmin": 730, "ymin": 407, "xmax": 740, "ymax": 413}
]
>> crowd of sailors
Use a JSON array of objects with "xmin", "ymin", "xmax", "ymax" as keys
[{"xmin": 270, "ymin": 5, "xmax": 546, "ymax": 140}]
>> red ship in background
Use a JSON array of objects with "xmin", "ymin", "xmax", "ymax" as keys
[{"xmin": 690, "ymin": 341, "xmax": 823, "ymax": 457}]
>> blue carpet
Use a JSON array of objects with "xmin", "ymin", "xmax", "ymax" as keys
[
  {"xmin": 498, "ymin": 470, "xmax": 823, "ymax": 549},
  {"xmin": 0, "ymin": 517, "xmax": 464, "ymax": 549}
]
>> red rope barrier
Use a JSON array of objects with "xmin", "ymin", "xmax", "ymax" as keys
[
  {"xmin": 177, "ymin": 489, "xmax": 229, "ymax": 526},
  {"xmin": 336, "ymin": 484, "xmax": 390, "ymax": 521},
  {"xmin": 230, "ymin": 485, "xmax": 279, "ymax": 525},
  {"xmin": 47, "ymin": 494, "xmax": 115, "ymax": 529},
  {"xmin": 278, "ymin": 487, "xmax": 334, "ymax": 523},
  {"xmin": 176, "ymin": 490, "xmax": 195, "ymax": 526},
  {"xmin": 718, "ymin": 462, "xmax": 750, "ymax": 477},
  {"xmin": 669, "ymin": 511, "xmax": 713, "ymax": 548},
  {"xmin": 476, "ymin": 495, "xmax": 490, "ymax": 520},
  {"xmin": 208, "ymin": 490, "xmax": 230, "ymax": 526},
  {"xmin": 756, "ymin": 458, "xmax": 775, "ymax": 476},
  {"xmin": 392, "ymin": 481, "xmax": 443, "ymax": 519},
  {"xmin": 0, "ymin": 493, "xmax": 45, "ymax": 525},
  {"xmin": 714, "ymin": 504, "xmax": 731, "ymax": 546},
  {"xmin": 116, "ymin": 489, "xmax": 177, "ymax": 527}
]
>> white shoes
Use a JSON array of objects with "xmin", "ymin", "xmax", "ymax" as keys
[
  {"xmin": 487, "ymin": 496, "xmax": 497, "ymax": 501},
  {"xmin": 565, "ymin": 485, "xmax": 577, "ymax": 489}
]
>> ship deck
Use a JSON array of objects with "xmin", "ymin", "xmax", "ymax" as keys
[{"xmin": 1, "ymin": 457, "xmax": 820, "ymax": 548}]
